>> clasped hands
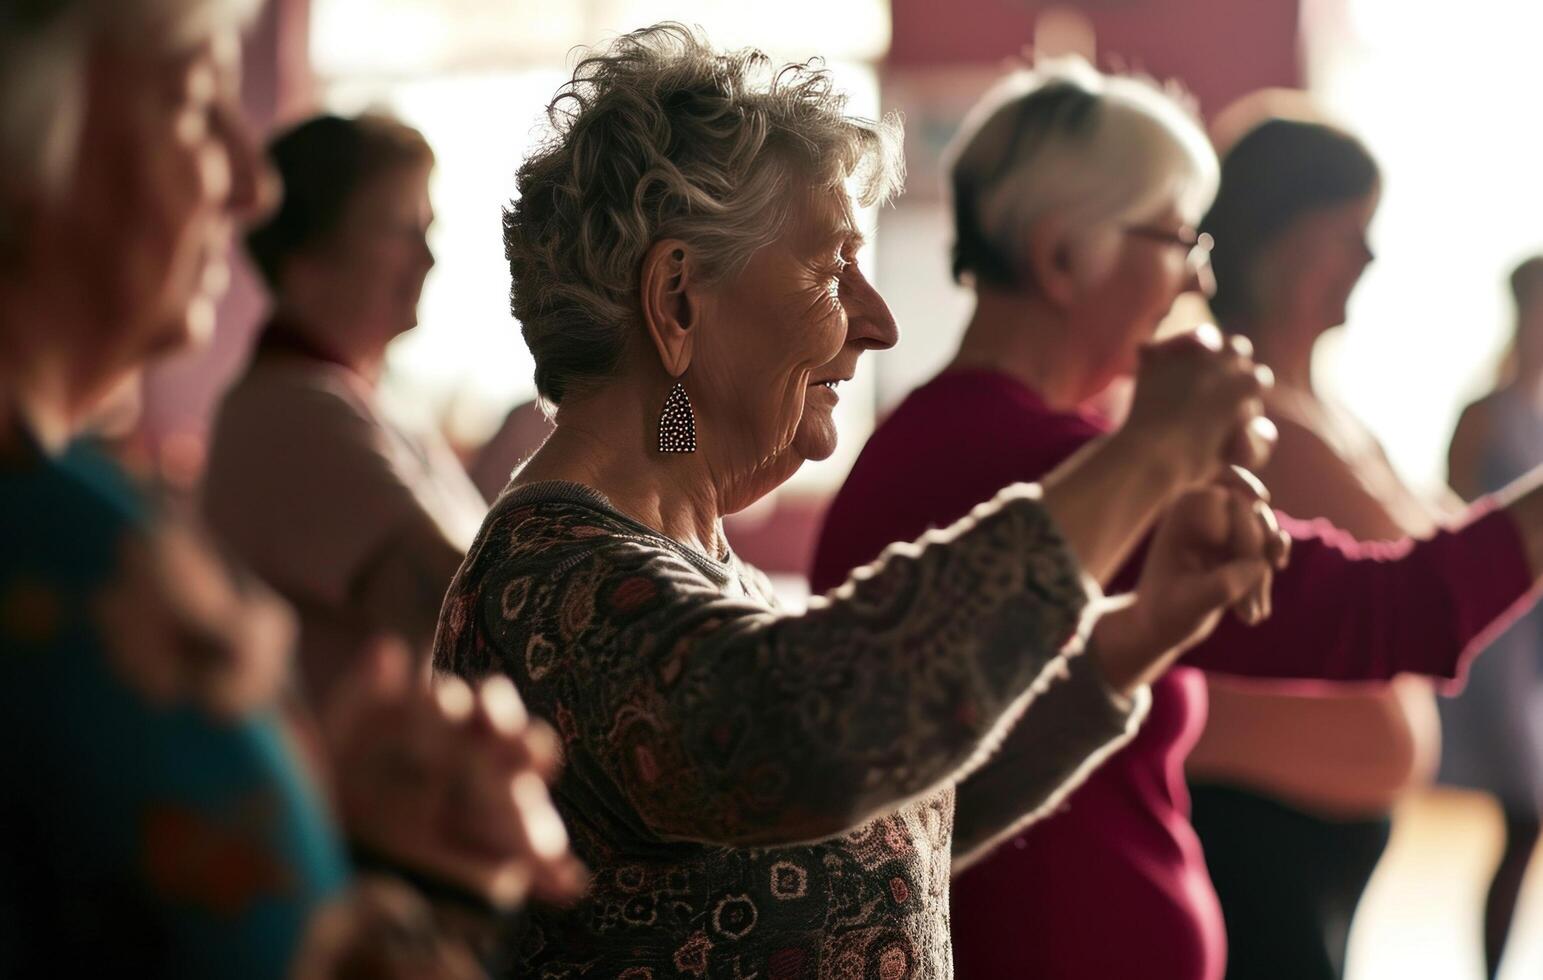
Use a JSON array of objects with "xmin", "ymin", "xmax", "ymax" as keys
[{"xmin": 1094, "ymin": 326, "xmax": 1293, "ymax": 693}]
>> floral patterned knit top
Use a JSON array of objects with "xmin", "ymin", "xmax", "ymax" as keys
[{"xmin": 433, "ymin": 480, "xmax": 1146, "ymax": 978}]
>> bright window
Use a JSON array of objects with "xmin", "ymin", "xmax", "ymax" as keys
[{"xmin": 1305, "ymin": 0, "xmax": 1543, "ymax": 494}]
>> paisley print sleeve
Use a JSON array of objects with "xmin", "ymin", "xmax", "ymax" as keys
[
  {"xmin": 950, "ymin": 648, "xmax": 1148, "ymax": 869},
  {"xmin": 440, "ymin": 483, "xmax": 1138, "ymax": 848}
]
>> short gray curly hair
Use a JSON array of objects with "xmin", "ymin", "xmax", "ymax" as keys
[{"xmin": 505, "ymin": 22, "xmax": 904, "ymax": 405}]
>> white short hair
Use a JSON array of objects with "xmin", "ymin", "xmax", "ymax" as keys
[
  {"xmin": 0, "ymin": 0, "xmax": 258, "ymax": 232},
  {"xmin": 947, "ymin": 57, "xmax": 1218, "ymax": 288}
]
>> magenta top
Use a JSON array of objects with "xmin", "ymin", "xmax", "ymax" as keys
[{"xmin": 810, "ymin": 369, "xmax": 1535, "ymax": 980}]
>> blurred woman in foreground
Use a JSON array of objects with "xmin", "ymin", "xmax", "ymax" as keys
[
  {"xmin": 1185, "ymin": 108, "xmax": 1445, "ymax": 980},
  {"xmin": 0, "ymin": 2, "xmax": 578, "ymax": 975}
]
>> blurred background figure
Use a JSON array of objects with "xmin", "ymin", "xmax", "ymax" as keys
[
  {"xmin": 0, "ymin": 2, "xmax": 577, "ymax": 975},
  {"xmin": 203, "ymin": 113, "xmax": 487, "ymax": 701},
  {"xmin": 811, "ymin": 58, "xmax": 1543, "ymax": 980},
  {"xmin": 1186, "ymin": 107, "xmax": 1447, "ymax": 980},
  {"xmin": 1439, "ymin": 255, "xmax": 1543, "ymax": 980}
]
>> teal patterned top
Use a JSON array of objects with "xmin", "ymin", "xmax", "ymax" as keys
[{"xmin": 0, "ymin": 427, "xmax": 349, "ymax": 977}]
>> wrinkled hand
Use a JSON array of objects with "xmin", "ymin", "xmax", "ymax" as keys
[
  {"xmin": 1093, "ymin": 471, "xmax": 1291, "ymax": 693},
  {"xmin": 321, "ymin": 641, "xmax": 587, "ymax": 912},
  {"xmin": 1123, "ymin": 326, "xmax": 1278, "ymax": 488}
]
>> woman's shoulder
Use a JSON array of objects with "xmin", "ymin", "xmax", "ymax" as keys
[
  {"xmin": 484, "ymin": 488, "xmax": 645, "ymax": 553},
  {"xmin": 466, "ymin": 484, "xmax": 721, "ymax": 594},
  {"xmin": 216, "ymin": 356, "xmax": 377, "ymax": 433},
  {"xmin": 1, "ymin": 439, "xmax": 147, "ymax": 566},
  {"xmin": 436, "ymin": 484, "xmax": 735, "ymax": 683}
]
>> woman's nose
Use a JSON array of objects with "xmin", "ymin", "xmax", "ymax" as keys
[{"xmin": 844, "ymin": 268, "xmax": 899, "ymax": 351}]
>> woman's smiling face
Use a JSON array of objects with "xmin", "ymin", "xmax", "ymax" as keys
[{"xmin": 688, "ymin": 186, "xmax": 898, "ymax": 479}]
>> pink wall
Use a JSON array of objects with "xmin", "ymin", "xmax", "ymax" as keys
[{"xmin": 889, "ymin": 0, "xmax": 1302, "ymax": 115}]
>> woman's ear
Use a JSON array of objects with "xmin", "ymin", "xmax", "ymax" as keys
[
  {"xmin": 1024, "ymin": 212, "xmax": 1079, "ymax": 310},
  {"xmin": 640, "ymin": 238, "xmax": 699, "ymax": 378}
]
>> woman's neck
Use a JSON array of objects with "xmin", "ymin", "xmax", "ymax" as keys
[
  {"xmin": 948, "ymin": 289, "xmax": 1114, "ymax": 411},
  {"xmin": 0, "ymin": 282, "xmax": 104, "ymax": 453},
  {"xmin": 268, "ymin": 302, "xmax": 388, "ymax": 386},
  {"xmin": 517, "ymin": 381, "xmax": 734, "ymax": 560},
  {"xmin": 1240, "ymin": 318, "xmax": 1317, "ymax": 394}
]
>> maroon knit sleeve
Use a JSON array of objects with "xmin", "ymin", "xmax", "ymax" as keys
[{"xmin": 1184, "ymin": 499, "xmax": 1535, "ymax": 687}]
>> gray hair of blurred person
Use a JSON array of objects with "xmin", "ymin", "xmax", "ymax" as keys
[
  {"xmin": 947, "ymin": 57, "xmax": 1218, "ymax": 291},
  {"xmin": 0, "ymin": 0, "xmax": 258, "ymax": 247},
  {"xmin": 504, "ymin": 22, "xmax": 904, "ymax": 406}
]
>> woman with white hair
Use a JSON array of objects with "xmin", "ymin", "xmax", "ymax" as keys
[
  {"xmin": 0, "ymin": 2, "xmax": 579, "ymax": 975},
  {"xmin": 434, "ymin": 24, "xmax": 1287, "ymax": 976},
  {"xmin": 810, "ymin": 58, "xmax": 1543, "ymax": 979}
]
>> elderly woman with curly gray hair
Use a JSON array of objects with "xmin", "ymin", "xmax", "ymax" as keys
[{"xmin": 432, "ymin": 24, "xmax": 1289, "ymax": 977}]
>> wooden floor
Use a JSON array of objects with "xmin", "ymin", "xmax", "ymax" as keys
[{"xmin": 1348, "ymin": 789, "xmax": 1543, "ymax": 979}]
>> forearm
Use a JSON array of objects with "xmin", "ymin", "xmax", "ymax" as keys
[
  {"xmin": 642, "ymin": 485, "xmax": 1100, "ymax": 846},
  {"xmin": 1186, "ymin": 503, "xmax": 1533, "ymax": 682},
  {"xmin": 1037, "ymin": 431, "xmax": 1185, "ymax": 585},
  {"xmin": 951, "ymin": 649, "xmax": 1147, "ymax": 870},
  {"xmin": 1086, "ymin": 597, "xmax": 1192, "ymax": 695}
]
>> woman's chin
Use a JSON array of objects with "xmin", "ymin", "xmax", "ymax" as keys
[{"xmin": 791, "ymin": 414, "xmax": 838, "ymax": 462}]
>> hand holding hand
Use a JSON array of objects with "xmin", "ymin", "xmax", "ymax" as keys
[
  {"xmin": 1122, "ymin": 326, "xmax": 1277, "ymax": 488},
  {"xmin": 1092, "ymin": 470, "xmax": 1291, "ymax": 693}
]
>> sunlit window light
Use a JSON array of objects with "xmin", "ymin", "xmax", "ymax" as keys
[{"xmin": 1305, "ymin": 0, "xmax": 1543, "ymax": 497}]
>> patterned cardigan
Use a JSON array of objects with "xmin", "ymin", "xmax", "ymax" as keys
[{"xmin": 433, "ymin": 480, "xmax": 1146, "ymax": 978}]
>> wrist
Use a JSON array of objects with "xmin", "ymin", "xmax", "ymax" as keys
[
  {"xmin": 1088, "ymin": 599, "xmax": 1151, "ymax": 696},
  {"xmin": 1106, "ymin": 427, "xmax": 1187, "ymax": 492},
  {"xmin": 1039, "ymin": 433, "xmax": 1190, "ymax": 585}
]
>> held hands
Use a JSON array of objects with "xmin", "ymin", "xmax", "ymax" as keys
[
  {"xmin": 321, "ymin": 641, "xmax": 587, "ymax": 912},
  {"xmin": 1122, "ymin": 325, "xmax": 1278, "ymax": 491},
  {"xmin": 1092, "ymin": 469, "xmax": 1291, "ymax": 694}
]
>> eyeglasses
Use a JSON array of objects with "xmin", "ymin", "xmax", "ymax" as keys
[{"xmin": 1124, "ymin": 225, "xmax": 1214, "ymax": 272}]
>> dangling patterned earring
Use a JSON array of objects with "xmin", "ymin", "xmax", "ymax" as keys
[{"xmin": 657, "ymin": 381, "xmax": 697, "ymax": 453}]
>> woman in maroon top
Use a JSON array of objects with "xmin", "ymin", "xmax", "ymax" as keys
[
  {"xmin": 811, "ymin": 60, "xmax": 1543, "ymax": 979},
  {"xmin": 1184, "ymin": 111, "xmax": 1448, "ymax": 980}
]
